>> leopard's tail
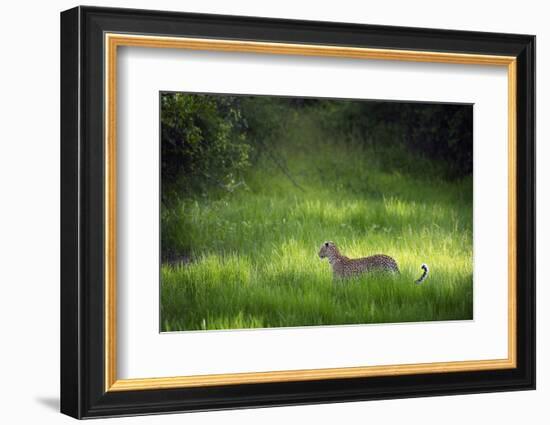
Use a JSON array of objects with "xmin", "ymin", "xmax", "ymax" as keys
[{"xmin": 415, "ymin": 263, "xmax": 429, "ymax": 284}]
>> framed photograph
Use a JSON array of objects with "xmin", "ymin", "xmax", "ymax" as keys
[{"xmin": 60, "ymin": 6, "xmax": 535, "ymax": 419}]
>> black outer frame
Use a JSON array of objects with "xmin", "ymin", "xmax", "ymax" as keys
[{"xmin": 60, "ymin": 5, "xmax": 535, "ymax": 419}]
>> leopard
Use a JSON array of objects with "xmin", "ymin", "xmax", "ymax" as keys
[{"xmin": 318, "ymin": 241, "xmax": 429, "ymax": 283}]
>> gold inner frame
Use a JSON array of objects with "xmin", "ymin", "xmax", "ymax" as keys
[{"xmin": 104, "ymin": 33, "xmax": 518, "ymax": 392}]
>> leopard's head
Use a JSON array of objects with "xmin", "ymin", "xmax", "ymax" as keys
[{"xmin": 318, "ymin": 241, "xmax": 338, "ymax": 259}]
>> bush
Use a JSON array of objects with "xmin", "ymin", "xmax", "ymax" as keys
[
  {"xmin": 160, "ymin": 93, "xmax": 251, "ymax": 202},
  {"xmin": 400, "ymin": 103, "xmax": 473, "ymax": 178}
]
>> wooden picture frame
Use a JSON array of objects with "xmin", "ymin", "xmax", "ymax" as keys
[{"xmin": 61, "ymin": 5, "xmax": 535, "ymax": 419}]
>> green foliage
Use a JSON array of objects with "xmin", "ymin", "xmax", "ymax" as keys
[
  {"xmin": 401, "ymin": 103, "xmax": 473, "ymax": 177},
  {"xmin": 317, "ymin": 101, "xmax": 473, "ymax": 178},
  {"xmin": 160, "ymin": 93, "xmax": 251, "ymax": 201},
  {"xmin": 160, "ymin": 94, "xmax": 473, "ymax": 207}
]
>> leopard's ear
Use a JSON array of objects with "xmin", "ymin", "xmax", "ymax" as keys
[{"xmin": 324, "ymin": 242, "xmax": 329, "ymax": 247}]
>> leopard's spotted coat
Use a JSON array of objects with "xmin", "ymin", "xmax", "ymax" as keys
[{"xmin": 318, "ymin": 241, "xmax": 429, "ymax": 283}]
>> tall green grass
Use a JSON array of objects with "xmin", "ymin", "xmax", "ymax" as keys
[{"xmin": 161, "ymin": 111, "xmax": 473, "ymax": 331}]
